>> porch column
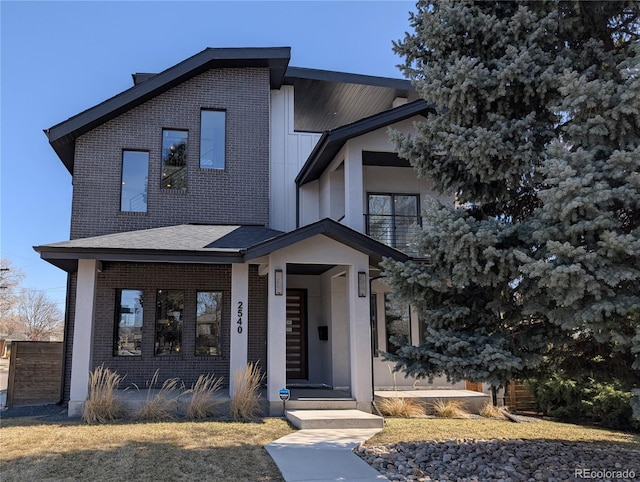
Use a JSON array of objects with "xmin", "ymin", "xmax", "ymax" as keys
[
  {"xmin": 348, "ymin": 261, "xmax": 373, "ymax": 410},
  {"xmin": 267, "ymin": 255, "xmax": 287, "ymax": 414},
  {"xmin": 343, "ymin": 146, "xmax": 364, "ymax": 232},
  {"xmin": 68, "ymin": 259, "xmax": 99, "ymax": 417},
  {"xmin": 229, "ymin": 263, "xmax": 249, "ymax": 397}
]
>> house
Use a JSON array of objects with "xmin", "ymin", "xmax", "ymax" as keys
[{"xmin": 35, "ymin": 47, "xmax": 469, "ymax": 417}]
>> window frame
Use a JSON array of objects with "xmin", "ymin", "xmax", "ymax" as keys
[
  {"xmin": 199, "ymin": 109, "xmax": 226, "ymax": 170},
  {"xmin": 120, "ymin": 150, "xmax": 149, "ymax": 213},
  {"xmin": 161, "ymin": 129, "xmax": 189, "ymax": 190},
  {"xmin": 366, "ymin": 192, "xmax": 420, "ymax": 249},
  {"xmin": 195, "ymin": 291, "xmax": 223, "ymax": 356},
  {"xmin": 114, "ymin": 289, "xmax": 144, "ymax": 356},
  {"xmin": 154, "ymin": 289, "xmax": 184, "ymax": 356}
]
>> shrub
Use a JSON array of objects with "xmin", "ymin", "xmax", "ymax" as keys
[
  {"xmin": 83, "ymin": 364, "xmax": 124, "ymax": 424},
  {"xmin": 430, "ymin": 399, "xmax": 470, "ymax": 418},
  {"xmin": 526, "ymin": 375, "xmax": 640, "ymax": 431},
  {"xmin": 136, "ymin": 369, "xmax": 181, "ymax": 421},
  {"xmin": 479, "ymin": 402, "xmax": 509, "ymax": 420},
  {"xmin": 377, "ymin": 397, "xmax": 425, "ymax": 418},
  {"xmin": 185, "ymin": 373, "xmax": 224, "ymax": 420},
  {"xmin": 230, "ymin": 362, "xmax": 264, "ymax": 421}
]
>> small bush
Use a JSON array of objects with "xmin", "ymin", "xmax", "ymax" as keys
[
  {"xmin": 136, "ymin": 370, "xmax": 181, "ymax": 421},
  {"xmin": 185, "ymin": 373, "xmax": 224, "ymax": 420},
  {"xmin": 526, "ymin": 375, "xmax": 640, "ymax": 431},
  {"xmin": 83, "ymin": 364, "xmax": 124, "ymax": 424},
  {"xmin": 230, "ymin": 362, "xmax": 264, "ymax": 421},
  {"xmin": 377, "ymin": 397, "xmax": 425, "ymax": 418},
  {"xmin": 479, "ymin": 402, "xmax": 509, "ymax": 420},
  {"xmin": 430, "ymin": 399, "xmax": 470, "ymax": 418}
]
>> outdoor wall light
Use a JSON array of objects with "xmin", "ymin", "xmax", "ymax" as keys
[
  {"xmin": 274, "ymin": 269, "xmax": 283, "ymax": 296},
  {"xmin": 358, "ymin": 271, "xmax": 367, "ymax": 297}
]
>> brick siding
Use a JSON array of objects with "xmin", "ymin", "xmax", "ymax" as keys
[
  {"xmin": 70, "ymin": 67, "xmax": 271, "ymax": 239},
  {"xmin": 61, "ymin": 262, "xmax": 269, "ymax": 401}
]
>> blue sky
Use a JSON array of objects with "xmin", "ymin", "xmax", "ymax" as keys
[{"xmin": 0, "ymin": 0, "xmax": 415, "ymax": 312}]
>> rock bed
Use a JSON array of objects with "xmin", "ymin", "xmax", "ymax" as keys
[{"xmin": 357, "ymin": 439, "xmax": 640, "ymax": 481}]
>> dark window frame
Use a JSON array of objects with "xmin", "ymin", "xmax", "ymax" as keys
[
  {"xmin": 161, "ymin": 128, "xmax": 189, "ymax": 190},
  {"xmin": 114, "ymin": 289, "xmax": 144, "ymax": 356},
  {"xmin": 120, "ymin": 150, "xmax": 149, "ymax": 213},
  {"xmin": 155, "ymin": 289, "xmax": 184, "ymax": 356},
  {"xmin": 366, "ymin": 192, "xmax": 420, "ymax": 250},
  {"xmin": 195, "ymin": 290, "xmax": 223, "ymax": 356},
  {"xmin": 199, "ymin": 109, "xmax": 226, "ymax": 170}
]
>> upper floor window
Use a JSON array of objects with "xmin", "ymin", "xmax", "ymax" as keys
[
  {"xmin": 195, "ymin": 291, "xmax": 222, "ymax": 356},
  {"xmin": 114, "ymin": 289, "xmax": 143, "ymax": 356},
  {"xmin": 366, "ymin": 193, "xmax": 420, "ymax": 251},
  {"xmin": 200, "ymin": 110, "xmax": 226, "ymax": 169},
  {"xmin": 161, "ymin": 129, "xmax": 188, "ymax": 189},
  {"xmin": 120, "ymin": 151, "xmax": 148, "ymax": 212},
  {"xmin": 155, "ymin": 289, "xmax": 183, "ymax": 355}
]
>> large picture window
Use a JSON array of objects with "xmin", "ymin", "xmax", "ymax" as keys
[
  {"xmin": 195, "ymin": 291, "xmax": 222, "ymax": 356},
  {"xmin": 384, "ymin": 294, "xmax": 410, "ymax": 354},
  {"xmin": 114, "ymin": 289, "xmax": 143, "ymax": 356},
  {"xmin": 155, "ymin": 290, "xmax": 183, "ymax": 355},
  {"xmin": 120, "ymin": 151, "xmax": 148, "ymax": 212},
  {"xmin": 200, "ymin": 110, "xmax": 226, "ymax": 169},
  {"xmin": 161, "ymin": 129, "xmax": 188, "ymax": 189}
]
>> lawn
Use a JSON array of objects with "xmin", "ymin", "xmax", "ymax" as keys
[
  {"xmin": 2, "ymin": 415, "xmax": 638, "ymax": 482},
  {"xmin": 0, "ymin": 417, "xmax": 294, "ymax": 482}
]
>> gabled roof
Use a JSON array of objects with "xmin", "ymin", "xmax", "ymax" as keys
[
  {"xmin": 34, "ymin": 219, "xmax": 408, "ymax": 272},
  {"xmin": 45, "ymin": 47, "xmax": 291, "ymax": 173},
  {"xmin": 245, "ymin": 218, "xmax": 408, "ymax": 265},
  {"xmin": 295, "ymin": 99, "xmax": 434, "ymax": 186}
]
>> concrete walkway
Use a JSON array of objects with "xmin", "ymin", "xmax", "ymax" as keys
[{"xmin": 265, "ymin": 428, "xmax": 388, "ymax": 481}]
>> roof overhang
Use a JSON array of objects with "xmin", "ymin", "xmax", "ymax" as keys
[
  {"xmin": 35, "ymin": 220, "xmax": 408, "ymax": 272},
  {"xmin": 295, "ymin": 99, "xmax": 434, "ymax": 186},
  {"xmin": 45, "ymin": 47, "xmax": 291, "ymax": 173}
]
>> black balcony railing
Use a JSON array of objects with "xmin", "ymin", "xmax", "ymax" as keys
[{"xmin": 364, "ymin": 214, "xmax": 422, "ymax": 253}]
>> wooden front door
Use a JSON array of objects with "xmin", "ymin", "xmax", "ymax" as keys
[{"xmin": 286, "ymin": 289, "xmax": 307, "ymax": 379}]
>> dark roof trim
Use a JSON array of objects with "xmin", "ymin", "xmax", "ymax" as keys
[
  {"xmin": 284, "ymin": 66, "xmax": 414, "ymax": 90},
  {"xmin": 34, "ymin": 246, "xmax": 244, "ymax": 272},
  {"xmin": 295, "ymin": 99, "xmax": 434, "ymax": 186},
  {"xmin": 46, "ymin": 47, "xmax": 291, "ymax": 173},
  {"xmin": 245, "ymin": 218, "xmax": 409, "ymax": 265}
]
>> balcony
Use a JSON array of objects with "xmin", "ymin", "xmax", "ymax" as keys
[{"xmin": 364, "ymin": 214, "xmax": 422, "ymax": 253}]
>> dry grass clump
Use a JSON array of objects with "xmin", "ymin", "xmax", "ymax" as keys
[
  {"xmin": 479, "ymin": 401, "xmax": 510, "ymax": 420},
  {"xmin": 83, "ymin": 364, "xmax": 125, "ymax": 424},
  {"xmin": 377, "ymin": 397, "xmax": 425, "ymax": 418},
  {"xmin": 230, "ymin": 362, "xmax": 264, "ymax": 421},
  {"xmin": 185, "ymin": 373, "xmax": 224, "ymax": 420},
  {"xmin": 136, "ymin": 370, "xmax": 181, "ymax": 421},
  {"xmin": 430, "ymin": 399, "xmax": 471, "ymax": 418}
]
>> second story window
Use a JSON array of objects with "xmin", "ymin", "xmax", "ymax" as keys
[
  {"xmin": 200, "ymin": 110, "xmax": 226, "ymax": 169},
  {"xmin": 367, "ymin": 193, "xmax": 420, "ymax": 251},
  {"xmin": 161, "ymin": 129, "xmax": 188, "ymax": 189},
  {"xmin": 120, "ymin": 151, "xmax": 148, "ymax": 212}
]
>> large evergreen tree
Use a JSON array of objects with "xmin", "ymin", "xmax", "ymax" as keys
[{"xmin": 383, "ymin": 0, "xmax": 640, "ymax": 391}]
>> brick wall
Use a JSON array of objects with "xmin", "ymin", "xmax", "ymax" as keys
[
  {"xmin": 61, "ymin": 262, "xmax": 270, "ymax": 401},
  {"xmin": 70, "ymin": 67, "xmax": 271, "ymax": 239}
]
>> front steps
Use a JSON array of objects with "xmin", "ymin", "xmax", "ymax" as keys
[{"xmin": 286, "ymin": 409, "xmax": 384, "ymax": 430}]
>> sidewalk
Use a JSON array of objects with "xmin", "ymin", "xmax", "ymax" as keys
[{"xmin": 266, "ymin": 428, "xmax": 388, "ymax": 481}]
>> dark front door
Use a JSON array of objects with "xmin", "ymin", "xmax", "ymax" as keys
[{"xmin": 286, "ymin": 289, "xmax": 307, "ymax": 379}]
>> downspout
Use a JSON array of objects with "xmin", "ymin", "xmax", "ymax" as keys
[
  {"xmin": 369, "ymin": 274, "xmax": 386, "ymax": 419},
  {"xmin": 59, "ymin": 272, "xmax": 73, "ymax": 406}
]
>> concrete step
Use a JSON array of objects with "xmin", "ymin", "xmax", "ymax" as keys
[
  {"xmin": 284, "ymin": 398, "xmax": 358, "ymax": 410},
  {"xmin": 286, "ymin": 409, "xmax": 384, "ymax": 430}
]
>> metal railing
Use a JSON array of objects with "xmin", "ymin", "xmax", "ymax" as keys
[{"xmin": 364, "ymin": 214, "xmax": 422, "ymax": 252}]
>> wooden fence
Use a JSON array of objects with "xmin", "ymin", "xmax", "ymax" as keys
[
  {"xmin": 507, "ymin": 381, "xmax": 538, "ymax": 412},
  {"xmin": 6, "ymin": 341, "xmax": 63, "ymax": 408}
]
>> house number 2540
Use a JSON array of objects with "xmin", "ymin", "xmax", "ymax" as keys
[{"xmin": 236, "ymin": 301, "xmax": 244, "ymax": 334}]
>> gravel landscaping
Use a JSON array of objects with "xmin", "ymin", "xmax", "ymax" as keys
[{"xmin": 357, "ymin": 439, "xmax": 640, "ymax": 481}]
